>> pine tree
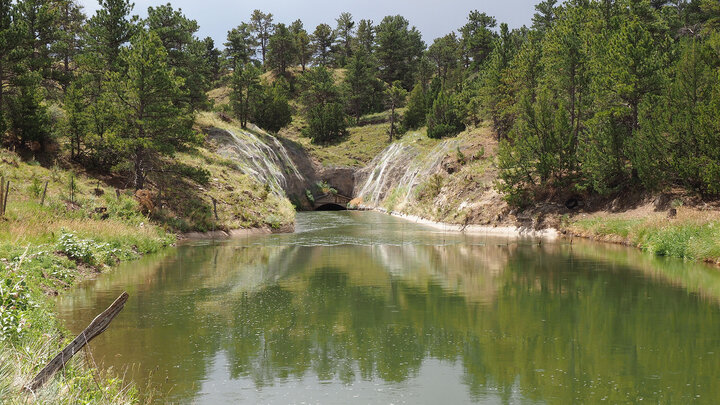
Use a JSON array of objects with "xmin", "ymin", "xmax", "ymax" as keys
[
  {"xmin": 375, "ymin": 15, "xmax": 425, "ymax": 88},
  {"xmin": 267, "ymin": 23, "xmax": 297, "ymax": 76},
  {"xmin": 0, "ymin": 0, "xmax": 24, "ymax": 133},
  {"xmin": 84, "ymin": 0, "xmax": 135, "ymax": 70},
  {"xmin": 532, "ymin": 0, "xmax": 558, "ymax": 33},
  {"xmin": 385, "ymin": 81, "xmax": 407, "ymax": 140},
  {"xmin": 230, "ymin": 62, "xmax": 261, "ymax": 128},
  {"xmin": 426, "ymin": 90, "xmax": 465, "ymax": 139},
  {"xmin": 106, "ymin": 30, "xmax": 195, "ymax": 189},
  {"xmin": 355, "ymin": 19, "xmax": 374, "ymax": 54},
  {"xmin": 52, "ymin": 0, "xmax": 85, "ymax": 91},
  {"xmin": 334, "ymin": 12, "xmax": 354, "ymax": 67},
  {"xmin": 299, "ymin": 66, "xmax": 348, "ymax": 142},
  {"xmin": 16, "ymin": 0, "xmax": 61, "ymax": 76},
  {"xmin": 250, "ymin": 9, "xmax": 273, "ymax": 66},
  {"xmin": 459, "ymin": 10, "xmax": 497, "ymax": 70},
  {"xmin": 344, "ymin": 48, "xmax": 382, "ymax": 123},
  {"xmin": 7, "ymin": 72, "xmax": 50, "ymax": 146},
  {"xmin": 635, "ymin": 35, "xmax": 720, "ymax": 194},
  {"xmin": 63, "ymin": 81, "xmax": 89, "ymax": 159},
  {"xmin": 312, "ymin": 23, "xmax": 334, "ymax": 66},
  {"xmin": 402, "ymin": 83, "xmax": 429, "ymax": 130},
  {"xmin": 290, "ymin": 20, "xmax": 311, "ymax": 72},
  {"xmin": 253, "ymin": 81, "xmax": 292, "ymax": 133},
  {"xmin": 427, "ymin": 33, "xmax": 460, "ymax": 84},
  {"xmin": 146, "ymin": 4, "xmax": 210, "ymax": 109},
  {"xmin": 582, "ymin": 4, "xmax": 669, "ymax": 192},
  {"xmin": 225, "ymin": 23, "xmax": 256, "ymax": 67}
]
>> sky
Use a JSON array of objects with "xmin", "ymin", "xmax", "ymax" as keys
[{"xmin": 78, "ymin": 0, "xmax": 541, "ymax": 47}]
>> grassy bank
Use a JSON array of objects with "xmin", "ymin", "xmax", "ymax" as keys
[
  {"xmin": 279, "ymin": 115, "xmax": 393, "ymax": 168},
  {"xmin": 567, "ymin": 210, "xmax": 720, "ymax": 264},
  {"xmin": 0, "ymin": 149, "xmax": 177, "ymax": 402}
]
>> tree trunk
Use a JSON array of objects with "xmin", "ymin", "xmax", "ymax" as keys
[{"xmin": 134, "ymin": 146, "xmax": 145, "ymax": 190}]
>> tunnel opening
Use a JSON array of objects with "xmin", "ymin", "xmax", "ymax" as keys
[{"xmin": 315, "ymin": 203, "xmax": 347, "ymax": 211}]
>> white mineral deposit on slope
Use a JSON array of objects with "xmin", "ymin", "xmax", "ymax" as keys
[
  {"xmin": 356, "ymin": 137, "xmax": 459, "ymax": 207},
  {"xmin": 222, "ymin": 128, "xmax": 303, "ymax": 195},
  {"xmin": 356, "ymin": 143, "xmax": 415, "ymax": 205}
]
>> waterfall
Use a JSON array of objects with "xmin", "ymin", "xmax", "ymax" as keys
[
  {"xmin": 355, "ymin": 136, "xmax": 460, "ymax": 207},
  {"xmin": 211, "ymin": 127, "xmax": 304, "ymax": 195}
]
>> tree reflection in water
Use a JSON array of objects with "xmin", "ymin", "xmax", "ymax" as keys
[{"xmin": 57, "ymin": 212, "xmax": 720, "ymax": 404}]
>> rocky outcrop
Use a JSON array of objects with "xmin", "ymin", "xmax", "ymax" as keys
[{"xmin": 318, "ymin": 166, "xmax": 355, "ymax": 197}]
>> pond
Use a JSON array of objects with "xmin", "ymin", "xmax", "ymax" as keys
[{"xmin": 57, "ymin": 211, "xmax": 720, "ymax": 404}]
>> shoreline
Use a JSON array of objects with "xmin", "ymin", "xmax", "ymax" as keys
[
  {"xmin": 179, "ymin": 223, "xmax": 295, "ymax": 241},
  {"xmin": 355, "ymin": 205, "xmax": 560, "ymax": 239}
]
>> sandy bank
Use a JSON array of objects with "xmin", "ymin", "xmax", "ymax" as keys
[{"xmin": 355, "ymin": 205, "xmax": 559, "ymax": 239}]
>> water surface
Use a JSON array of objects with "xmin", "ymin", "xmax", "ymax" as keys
[{"xmin": 57, "ymin": 211, "xmax": 720, "ymax": 403}]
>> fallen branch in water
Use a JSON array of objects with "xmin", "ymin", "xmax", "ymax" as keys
[{"xmin": 24, "ymin": 292, "xmax": 129, "ymax": 393}]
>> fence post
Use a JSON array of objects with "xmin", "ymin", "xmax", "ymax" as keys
[
  {"xmin": 0, "ymin": 176, "xmax": 5, "ymax": 216},
  {"xmin": 2, "ymin": 181, "xmax": 9, "ymax": 216},
  {"xmin": 40, "ymin": 181, "xmax": 48, "ymax": 206}
]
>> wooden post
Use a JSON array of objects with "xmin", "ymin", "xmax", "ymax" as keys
[
  {"xmin": 0, "ymin": 176, "xmax": 5, "ymax": 216},
  {"xmin": 212, "ymin": 197, "xmax": 219, "ymax": 220},
  {"xmin": 24, "ymin": 292, "xmax": 129, "ymax": 393},
  {"xmin": 40, "ymin": 181, "xmax": 48, "ymax": 206},
  {"xmin": 2, "ymin": 181, "xmax": 8, "ymax": 216},
  {"xmin": 70, "ymin": 176, "xmax": 74, "ymax": 203}
]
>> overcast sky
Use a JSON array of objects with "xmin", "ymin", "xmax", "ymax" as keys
[{"xmin": 78, "ymin": 0, "xmax": 540, "ymax": 47}]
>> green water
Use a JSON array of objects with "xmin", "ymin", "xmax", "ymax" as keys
[{"xmin": 57, "ymin": 211, "xmax": 720, "ymax": 404}]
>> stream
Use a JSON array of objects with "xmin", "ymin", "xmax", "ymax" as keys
[{"xmin": 57, "ymin": 211, "xmax": 720, "ymax": 404}]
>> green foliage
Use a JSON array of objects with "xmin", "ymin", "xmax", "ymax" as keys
[
  {"xmin": 290, "ymin": 20, "xmax": 311, "ymax": 71},
  {"xmin": 250, "ymin": 9, "xmax": 274, "ymax": 66},
  {"xmin": 145, "ymin": 3, "xmax": 212, "ymax": 109},
  {"xmin": 230, "ymin": 62, "xmax": 261, "ymax": 128},
  {"xmin": 459, "ymin": 10, "xmax": 497, "ymax": 71},
  {"xmin": 426, "ymin": 91, "xmax": 465, "ymax": 139},
  {"xmin": 57, "ymin": 232, "xmax": 95, "ymax": 264},
  {"xmin": 106, "ymin": 29, "xmax": 196, "ymax": 189},
  {"xmin": 427, "ymin": 33, "xmax": 461, "ymax": 84},
  {"xmin": 344, "ymin": 48, "xmax": 384, "ymax": 123},
  {"xmin": 84, "ymin": 0, "xmax": 136, "ymax": 70},
  {"xmin": 315, "ymin": 180, "xmax": 337, "ymax": 195},
  {"xmin": 375, "ymin": 15, "xmax": 425, "ymax": 88},
  {"xmin": 253, "ymin": 81, "xmax": 293, "ymax": 133},
  {"xmin": 6, "ymin": 73, "xmax": 51, "ymax": 145},
  {"xmin": 0, "ymin": 274, "xmax": 31, "ymax": 341},
  {"xmin": 267, "ymin": 23, "xmax": 296, "ymax": 75},
  {"xmin": 333, "ymin": 12, "xmax": 355, "ymax": 67},
  {"xmin": 312, "ymin": 23, "xmax": 334, "ymax": 66},
  {"xmin": 634, "ymin": 34, "xmax": 720, "ymax": 196},
  {"xmin": 299, "ymin": 67, "xmax": 348, "ymax": 142},
  {"xmin": 385, "ymin": 81, "xmax": 407, "ymax": 139},
  {"xmin": 415, "ymin": 173, "xmax": 445, "ymax": 201},
  {"xmin": 172, "ymin": 163, "xmax": 211, "ymax": 185},
  {"xmin": 225, "ymin": 23, "xmax": 257, "ymax": 67}
]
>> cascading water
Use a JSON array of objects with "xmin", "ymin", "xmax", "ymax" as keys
[
  {"xmin": 210, "ymin": 127, "xmax": 305, "ymax": 196},
  {"xmin": 355, "ymin": 136, "xmax": 459, "ymax": 207}
]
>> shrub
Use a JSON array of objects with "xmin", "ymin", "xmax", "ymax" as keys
[
  {"xmin": 426, "ymin": 91, "xmax": 465, "ymax": 139},
  {"xmin": 0, "ymin": 276, "xmax": 31, "ymax": 341}
]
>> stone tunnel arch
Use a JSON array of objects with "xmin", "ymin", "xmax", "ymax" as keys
[
  {"xmin": 312, "ymin": 193, "xmax": 352, "ymax": 211},
  {"xmin": 314, "ymin": 203, "xmax": 347, "ymax": 211}
]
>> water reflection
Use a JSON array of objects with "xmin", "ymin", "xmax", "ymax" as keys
[{"xmin": 57, "ymin": 212, "xmax": 720, "ymax": 404}]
